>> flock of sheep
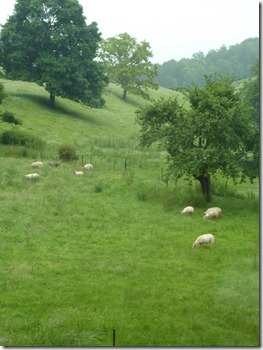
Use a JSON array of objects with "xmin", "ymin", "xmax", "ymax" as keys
[
  {"xmin": 75, "ymin": 163, "xmax": 94, "ymax": 176},
  {"xmin": 25, "ymin": 161, "xmax": 93, "ymax": 179},
  {"xmin": 181, "ymin": 205, "xmax": 222, "ymax": 248},
  {"xmin": 26, "ymin": 161, "xmax": 220, "ymax": 250}
]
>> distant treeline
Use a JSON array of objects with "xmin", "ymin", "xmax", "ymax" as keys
[{"xmin": 156, "ymin": 37, "xmax": 259, "ymax": 89}]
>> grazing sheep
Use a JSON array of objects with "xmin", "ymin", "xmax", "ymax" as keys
[
  {"xmin": 25, "ymin": 173, "xmax": 39, "ymax": 180},
  {"xmin": 193, "ymin": 233, "xmax": 215, "ymax": 248},
  {"xmin": 84, "ymin": 163, "xmax": 93, "ymax": 171},
  {"xmin": 31, "ymin": 161, "xmax": 43, "ymax": 168},
  {"xmin": 203, "ymin": 207, "xmax": 222, "ymax": 219},
  {"xmin": 75, "ymin": 171, "xmax": 84, "ymax": 176},
  {"xmin": 181, "ymin": 206, "xmax": 194, "ymax": 215}
]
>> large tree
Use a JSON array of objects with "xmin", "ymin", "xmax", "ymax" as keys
[
  {"xmin": 135, "ymin": 75, "xmax": 258, "ymax": 202},
  {"xmin": 0, "ymin": 0, "xmax": 108, "ymax": 107},
  {"xmin": 98, "ymin": 32, "xmax": 158, "ymax": 100},
  {"xmin": 241, "ymin": 59, "xmax": 259, "ymax": 179}
]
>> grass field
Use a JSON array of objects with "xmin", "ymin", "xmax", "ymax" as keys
[{"xmin": 0, "ymin": 79, "xmax": 259, "ymax": 346}]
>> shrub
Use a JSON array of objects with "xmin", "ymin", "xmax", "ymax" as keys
[
  {"xmin": 94, "ymin": 183, "xmax": 103, "ymax": 193},
  {"xmin": 1, "ymin": 111, "xmax": 22, "ymax": 125},
  {"xmin": 58, "ymin": 145, "xmax": 78, "ymax": 161},
  {"xmin": 0, "ymin": 129, "xmax": 45, "ymax": 150},
  {"xmin": 0, "ymin": 82, "xmax": 6, "ymax": 103}
]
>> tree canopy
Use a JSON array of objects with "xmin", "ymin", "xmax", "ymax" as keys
[
  {"xmin": 156, "ymin": 38, "xmax": 259, "ymax": 89},
  {"xmin": 98, "ymin": 33, "xmax": 158, "ymax": 100},
  {"xmin": 136, "ymin": 75, "xmax": 259, "ymax": 202},
  {"xmin": 0, "ymin": 0, "xmax": 108, "ymax": 107},
  {"xmin": 241, "ymin": 60, "xmax": 259, "ymax": 179}
]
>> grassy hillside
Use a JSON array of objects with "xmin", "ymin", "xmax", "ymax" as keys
[
  {"xmin": 0, "ymin": 80, "xmax": 179, "ymax": 154},
  {"xmin": 0, "ymin": 80, "xmax": 259, "ymax": 346}
]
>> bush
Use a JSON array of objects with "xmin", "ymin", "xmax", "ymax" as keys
[
  {"xmin": 0, "ymin": 82, "xmax": 6, "ymax": 103},
  {"xmin": 1, "ymin": 111, "xmax": 22, "ymax": 125},
  {"xmin": 94, "ymin": 183, "xmax": 103, "ymax": 193},
  {"xmin": 0, "ymin": 129, "xmax": 45, "ymax": 150},
  {"xmin": 58, "ymin": 145, "xmax": 78, "ymax": 161}
]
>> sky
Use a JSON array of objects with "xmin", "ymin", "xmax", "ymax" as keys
[{"xmin": 0, "ymin": 0, "xmax": 260, "ymax": 64}]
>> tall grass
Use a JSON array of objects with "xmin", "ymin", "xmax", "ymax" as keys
[{"xmin": 0, "ymin": 80, "xmax": 259, "ymax": 346}]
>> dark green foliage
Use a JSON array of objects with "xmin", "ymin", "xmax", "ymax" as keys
[
  {"xmin": 0, "ymin": 0, "xmax": 108, "ymax": 107},
  {"xmin": 239, "ymin": 60, "xmax": 259, "ymax": 179},
  {"xmin": 58, "ymin": 144, "xmax": 78, "ymax": 161},
  {"xmin": 0, "ymin": 129, "xmax": 45, "ymax": 149},
  {"xmin": 94, "ymin": 183, "xmax": 103, "ymax": 193},
  {"xmin": 0, "ymin": 82, "xmax": 6, "ymax": 103},
  {"xmin": 242, "ymin": 60, "xmax": 259, "ymax": 122},
  {"xmin": 157, "ymin": 38, "xmax": 259, "ymax": 88},
  {"xmin": 1, "ymin": 111, "xmax": 22, "ymax": 125},
  {"xmin": 136, "ymin": 75, "xmax": 259, "ymax": 201}
]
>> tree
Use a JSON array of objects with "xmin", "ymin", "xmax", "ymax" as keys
[
  {"xmin": 135, "ymin": 75, "xmax": 258, "ymax": 202},
  {"xmin": 241, "ymin": 59, "xmax": 259, "ymax": 179},
  {"xmin": 0, "ymin": 0, "xmax": 108, "ymax": 107},
  {"xmin": 98, "ymin": 32, "xmax": 158, "ymax": 100},
  {"xmin": 243, "ymin": 60, "xmax": 259, "ymax": 122},
  {"xmin": 156, "ymin": 37, "xmax": 259, "ymax": 89}
]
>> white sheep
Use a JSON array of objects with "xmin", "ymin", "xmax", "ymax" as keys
[
  {"xmin": 181, "ymin": 206, "xmax": 194, "ymax": 215},
  {"xmin": 25, "ymin": 173, "xmax": 40, "ymax": 180},
  {"xmin": 203, "ymin": 207, "xmax": 222, "ymax": 219},
  {"xmin": 75, "ymin": 171, "xmax": 84, "ymax": 176},
  {"xmin": 84, "ymin": 163, "xmax": 93, "ymax": 171},
  {"xmin": 192, "ymin": 233, "xmax": 215, "ymax": 248},
  {"xmin": 31, "ymin": 161, "xmax": 43, "ymax": 168}
]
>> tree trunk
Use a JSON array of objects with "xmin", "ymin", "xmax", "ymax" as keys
[
  {"xmin": 49, "ymin": 93, "xmax": 55, "ymax": 107},
  {"xmin": 195, "ymin": 174, "xmax": 211, "ymax": 202},
  {"xmin": 122, "ymin": 89, "xmax": 127, "ymax": 100}
]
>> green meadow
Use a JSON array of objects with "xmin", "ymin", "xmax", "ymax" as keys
[{"xmin": 0, "ymin": 80, "xmax": 259, "ymax": 346}]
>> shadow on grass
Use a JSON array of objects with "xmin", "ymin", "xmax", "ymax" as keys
[
  {"xmin": 10, "ymin": 92, "xmax": 103, "ymax": 125},
  {"xmin": 108, "ymin": 89, "xmax": 144, "ymax": 108}
]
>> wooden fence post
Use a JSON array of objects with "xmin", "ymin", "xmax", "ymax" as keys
[{"xmin": 112, "ymin": 329, "xmax": 116, "ymax": 346}]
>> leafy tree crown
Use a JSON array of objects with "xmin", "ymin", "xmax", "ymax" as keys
[
  {"xmin": 0, "ymin": 0, "xmax": 108, "ymax": 107},
  {"xmin": 98, "ymin": 32, "xmax": 158, "ymax": 100}
]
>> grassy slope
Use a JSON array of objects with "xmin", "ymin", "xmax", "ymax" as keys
[
  {"xmin": 0, "ymin": 80, "xmax": 178, "ymax": 147},
  {"xmin": 0, "ymin": 80, "xmax": 259, "ymax": 346}
]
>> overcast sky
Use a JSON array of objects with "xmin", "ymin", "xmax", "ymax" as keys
[{"xmin": 0, "ymin": 0, "xmax": 260, "ymax": 64}]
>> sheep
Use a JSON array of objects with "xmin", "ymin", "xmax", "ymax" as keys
[
  {"xmin": 192, "ymin": 233, "xmax": 215, "ymax": 248},
  {"xmin": 84, "ymin": 163, "xmax": 93, "ymax": 171},
  {"xmin": 75, "ymin": 171, "xmax": 84, "ymax": 176},
  {"xmin": 31, "ymin": 161, "xmax": 43, "ymax": 168},
  {"xmin": 203, "ymin": 207, "xmax": 222, "ymax": 220},
  {"xmin": 181, "ymin": 206, "xmax": 194, "ymax": 215},
  {"xmin": 25, "ymin": 173, "xmax": 39, "ymax": 180}
]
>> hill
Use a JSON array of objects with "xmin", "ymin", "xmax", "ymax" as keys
[
  {"xmin": 0, "ymin": 80, "xmax": 181, "ymax": 160},
  {"xmin": 156, "ymin": 37, "xmax": 259, "ymax": 89},
  {"xmin": 0, "ymin": 80, "xmax": 259, "ymax": 346}
]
